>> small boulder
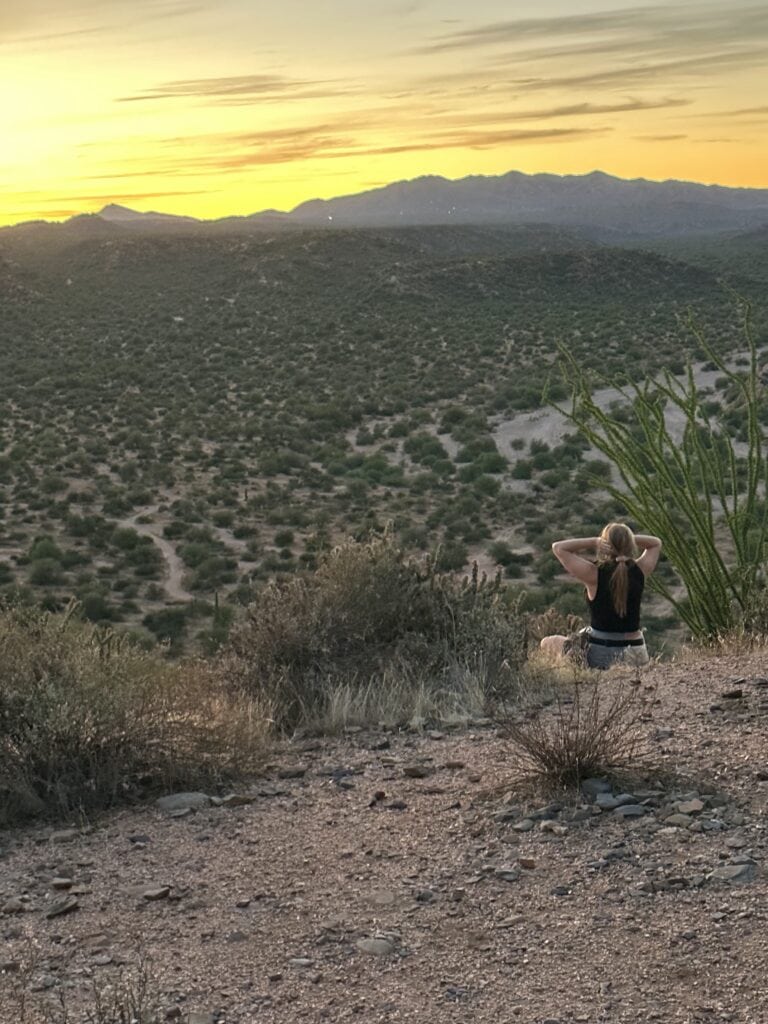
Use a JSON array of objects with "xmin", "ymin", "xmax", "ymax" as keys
[
  {"xmin": 356, "ymin": 937, "xmax": 395, "ymax": 956},
  {"xmin": 156, "ymin": 793, "xmax": 210, "ymax": 813}
]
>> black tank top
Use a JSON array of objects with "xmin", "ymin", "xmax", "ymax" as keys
[{"xmin": 588, "ymin": 563, "xmax": 644, "ymax": 632}]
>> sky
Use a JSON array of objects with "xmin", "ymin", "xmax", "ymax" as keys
[{"xmin": 2, "ymin": 0, "xmax": 767, "ymax": 225}]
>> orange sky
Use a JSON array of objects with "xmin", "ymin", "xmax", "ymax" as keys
[{"xmin": 2, "ymin": 0, "xmax": 767, "ymax": 225}]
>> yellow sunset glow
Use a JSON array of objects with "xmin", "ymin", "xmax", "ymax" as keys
[{"xmin": 2, "ymin": 0, "xmax": 767, "ymax": 225}]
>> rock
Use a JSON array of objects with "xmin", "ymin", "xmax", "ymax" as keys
[
  {"xmin": 221, "ymin": 793, "xmax": 255, "ymax": 807},
  {"xmin": 581, "ymin": 778, "xmax": 612, "ymax": 798},
  {"xmin": 289, "ymin": 957, "xmax": 314, "ymax": 967},
  {"xmin": 386, "ymin": 800, "xmax": 408, "ymax": 811},
  {"xmin": 494, "ymin": 808, "xmax": 520, "ymax": 823},
  {"xmin": 30, "ymin": 973, "xmax": 57, "ymax": 992},
  {"xmin": 540, "ymin": 821, "xmax": 568, "ymax": 836},
  {"xmin": 495, "ymin": 868, "xmax": 521, "ymax": 883},
  {"xmin": 50, "ymin": 829, "xmax": 79, "ymax": 843},
  {"xmin": 45, "ymin": 896, "xmax": 79, "ymax": 919},
  {"xmin": 51, "ymin": 878, "xmax": 73, "ymax": 890},
  {"xmin": 443, "ymin": 760, "xmax": 466, "ymax": 770},
  {"xmin": 1, "ymin": 898, "xmax": 26, "ymax": 915},
  {"xmin": 169, "ymin": 808, "xmax": 192, "ymax": 819},
  {"xmin": 92, "ymin": 954, "xmax": 113, "ymax": 966},
  {"xmin": 164, "ymin": 1008, "xmax": 182, "ymax": 1021},
  {"xmin": 519, "ymin": 857, "xmax": 536, "ymax": 870},
  {"xmin": 414, "ymin": 889, "xmax": 436, "ymax": 903},
  {"xmin": 614, "ymin": 804, "xmax": 646, "ymax": 818},
  {"xmin": 0, "ymin": 961, "xmax": 21, "ymax": 973},
  {"xmin": 236, "ymin": 898, "xmax": 251, "ymax": 908},
  {"xmin": 226, "ymin": 931, "xmax": 248, "ymax": 943},
  {"xmin": 143, "ymin": 887, "xmax": 171, "ymax": 901},
  {"xmin": 427, "ymin": 730, "xmax": 445, "ymax": 740},
  {"xmin": 276, "ymin": 766, "xmax": 307, "ymax": 780},
  {"xmin": 677, "ymin": 799, "xmax": 705, "ymax": 815},
  {"xmin": 513, "ymin": 818, "xmax": 534, "ymax": 833},
  {"xmin": 156, "ymin": 793, "xmax": 210, "ymax": 813},
  {"xmin": 721, "ymin": 688, "xmax": 744, "ymax": 699},
  {"xmin": 128, "ymin": 834, "xmax": 151, "ymax": 845},
  {"xmin": 368, "ymin": 890, "xmax": 397, "ymax": 907},
  {"xmin": 403, "ymin": 764, "xmax": 432, "ymax": 779},
  {"xmin": 665, "ymin": 814, "xmax": 694, "ymax": 828},
  {"xmin": 595, "ymin": 794, "xmax": 619, "ymax": 811},
  {"xmin": 356, "ymin": 937, "xmax": 395, "ymax": 956},
  {"xmin": 725, "ymin": 836, "xmax": 747, "ymax": 850},
  {"xmin": 528, "ymin": 803, "xmax": 561, "ymax": 821},
  {"xmin": 709, "ymin": 863, "xmax": 756, "ymax": 884},
  {"xmin": 613, "ymin": 793, "xmax": 638, "ymax": 807}
]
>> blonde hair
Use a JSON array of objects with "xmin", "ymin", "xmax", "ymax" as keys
[{"xmin": 597, "ymin": 522, "xmax": 638, "ymax": 617}]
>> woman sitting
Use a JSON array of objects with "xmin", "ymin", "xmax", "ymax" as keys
[{"xmin": 541, "ymin": 522, "xmax": 662, "ymax": 670}]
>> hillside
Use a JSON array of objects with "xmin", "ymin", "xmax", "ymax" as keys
[
  {"xmin": 2, "ymin": 650, "xmax": 768, "ymax": 1022},
  {"xmin": 0, "ymin": 225, "xmax": 765, "ymax": 649}
]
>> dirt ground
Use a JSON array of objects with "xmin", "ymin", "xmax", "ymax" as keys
[{"xmin": 2, "ymin": 649, "xmax": 768, "ymax": 1024}]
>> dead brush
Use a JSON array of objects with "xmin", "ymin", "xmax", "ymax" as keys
[
  {"xmin": 1, "ymin": 946, "xmax": 164, "ymax": 1024},
  {"xmin": 499, "ymin": 677, "xmax": 650, "ymax": 791}
]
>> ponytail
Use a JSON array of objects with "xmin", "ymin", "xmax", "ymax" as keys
[
  {"xmin": 609, "ymin": 558, "xmax": 631, "ymax": 617},
  {"xmin": 598, "ymin": 523, "xmax": 638, "ymax": 616}
]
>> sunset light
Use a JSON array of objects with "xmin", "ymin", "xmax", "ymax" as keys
[{"xmin": 2, "ymin": 0, "xmax": 767, "ymax": 225}]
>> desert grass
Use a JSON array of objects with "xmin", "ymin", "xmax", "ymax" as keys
[{"xmin": 0, "ymin": 601, "xmax": 270, "ymax": 826}]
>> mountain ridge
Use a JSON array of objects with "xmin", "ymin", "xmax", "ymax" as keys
[{"xmin": 4, "ymin": 169, "xmax": 768, "ymax": 240}]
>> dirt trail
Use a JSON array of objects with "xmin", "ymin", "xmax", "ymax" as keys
[
  {"xmin": 493, "ymin": 359, "xmax": 746, "ymax": 458},
  {"xmin": 118, "ymin": 506, "xmax": 192, "ymax": 603}
]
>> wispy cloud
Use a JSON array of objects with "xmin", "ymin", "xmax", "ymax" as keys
[
  {"xmin": 432, "ymin": 97, "xmax": 690, "ymax": 127},
  {"xmin": 1, "ymin": 0, "xmax": 208, "ymax": 46},
  {"xmin": 417, "ymin": 3, "xmax": 768, "ymax": 55},
  {"xmin": 118, "ymin": 73, "xmax": 356, "ymax": 104},
  {"xmin": 635, "ymin": 133, "xmax": 687, "ymax": 141},
  {"xmin": 50, "ymin": 190, "xmax": 214, "ymax": 202}
]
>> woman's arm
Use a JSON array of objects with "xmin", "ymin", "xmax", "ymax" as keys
[
  {"xmin": 551, "ymin": 537, "xmax": 599, "ymax": 588},
  {"xmin": 634, "ymin": 534, "xmax": 662, "ymax": 576}
]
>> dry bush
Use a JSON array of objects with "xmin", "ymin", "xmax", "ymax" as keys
[
  {"xmin": 218, "ymin": 534, "xmax": 527, "ymax": 730},
  {"xmin": 0, "ymin": 602, "xmax": 270, "ymax": 826},
  {"xmin": 500, "ymin": 678, "xmax": 648, "ymax": 790},
  {"xmin": 1, "ymin": 946, "xmax": 164, "ymax": 1024},
  {"xmin": 526, "ymin": 608, "xmax": 586, "ymax": 643}
]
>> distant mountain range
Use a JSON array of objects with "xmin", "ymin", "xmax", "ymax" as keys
[{"xmin": 6, "ymin": 170, "xmax": 768, "ymax": 240}]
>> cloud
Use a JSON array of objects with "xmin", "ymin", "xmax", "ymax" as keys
[
  {"xmin": 203, "ymin": 125, "xmax": 609, "ymax": 170},
  {"xmin": 118, "ymin": 73, "xmax": 355, "ymax": 104},
  {"xmin": 416, "ymin": 6, "xmax": 658, "ymax": 53},
  {"xmin": 506, "ymin": 49, "xmax": 768, "ymax": 92},
  {"xmin": 47, "ymin": 190, "xmax": 213, "ymax": 202},
  {"xmin": 417, "ymin": 2, "xmax": 768, "ymax": 55},
  {"xmin": 1, "ymin": 0, "xmax": 207, "ymax": 45},
  {"xmin": 358, "ymin": 126, "xmax": 607, "ymax": 158},
  {"xmin": 432, "ymin": 97, "xmax": 690, "ymax": 127},
  {"xmin": 634, "ymin": 134, "xmax": 688, "ymax": 141}
]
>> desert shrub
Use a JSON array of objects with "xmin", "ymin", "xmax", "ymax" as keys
[
  {"xmin": 218, "ymin": 534, "xmax": 527, "ymax": 729},
  {"xmin": 29, "ymin": 558, "xmax": 64, "ymax": 586},
  {"xmin": 501, "ymin": 680, "xmax": 647, "ymax": 789},
  {"xmin": 0, "ymin": 602, "xmax": 268, "ymax": 824}
]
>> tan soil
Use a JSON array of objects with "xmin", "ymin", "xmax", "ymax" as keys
[{"xmin": 3, "ymin": 649, "xmax": 768, "ymax": 1023}]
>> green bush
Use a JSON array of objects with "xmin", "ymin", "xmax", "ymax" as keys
[{"xmin": 219, "ymin": 534, "xmax": 527, "ymax": 729}]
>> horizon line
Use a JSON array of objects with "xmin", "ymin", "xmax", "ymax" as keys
[{"xmin": 4, "ymin": 165, "xmax": 768, "ymax": 230}]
